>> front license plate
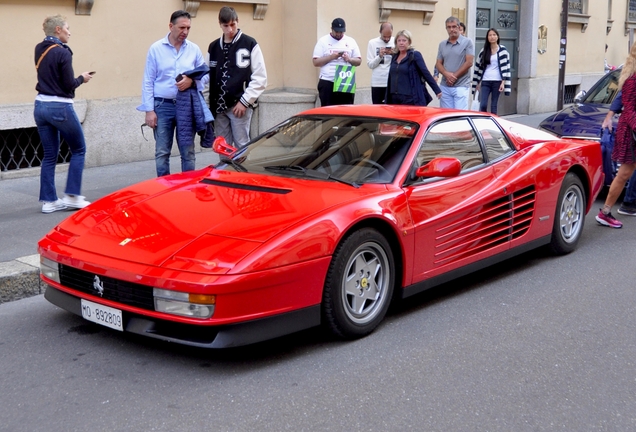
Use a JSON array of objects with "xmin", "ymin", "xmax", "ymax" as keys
[{"xmin": 81, "ymin": 299, "xmax": 123, "ymax": 331}]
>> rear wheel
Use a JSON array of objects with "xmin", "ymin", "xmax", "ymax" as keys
[
  {"xmin": 322, "ymin": 228, "xmax": 395, "ymax": 339},
  {"xmin": 550, "ymin": 173, "xmax": 586, "ymax": 255}
]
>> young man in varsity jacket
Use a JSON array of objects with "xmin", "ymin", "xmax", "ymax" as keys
[{"xmin": 208, "ymin": 6, "xmax": 267, "ymax": 148}]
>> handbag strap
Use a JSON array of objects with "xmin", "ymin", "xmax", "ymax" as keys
[{"xmin": 35, "ymin": 45, "xmax": 59, "ymax": 70}]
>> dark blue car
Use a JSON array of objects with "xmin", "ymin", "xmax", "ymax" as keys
[{"xmin": 539, "ymin": 69, "xmax": 620, "ymax": 185}]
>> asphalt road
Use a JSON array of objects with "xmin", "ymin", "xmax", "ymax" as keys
[{"xmin": 1, "ymin": 207, "xmax": 635, "ymax": 431}]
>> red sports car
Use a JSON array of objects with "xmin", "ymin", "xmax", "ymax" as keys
[{"xmin": 39, "ymin": 105, "xmax": 604, "ymax": 348}]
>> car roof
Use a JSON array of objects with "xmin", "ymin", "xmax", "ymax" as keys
[{"xmin": 298, "ymin": 104, "xmax": 493, "ymax": 124}]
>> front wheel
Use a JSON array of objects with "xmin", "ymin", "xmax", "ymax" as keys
[
  {"xmin": 322, "ymin": 228, "xmax": 395, "ymax": 339},
  {"xmin": 549, "ymin": 172, "xmax": 586, "ymax": 255}
]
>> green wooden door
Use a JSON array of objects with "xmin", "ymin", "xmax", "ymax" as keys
[{"xmin": 475, "ymin": 0, "xmax": 519, "ymax": 115}]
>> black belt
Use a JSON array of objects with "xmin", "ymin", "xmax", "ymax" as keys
[{"xmin": 154, "ymin": 97, "xmax": 176, "ymax": 103}]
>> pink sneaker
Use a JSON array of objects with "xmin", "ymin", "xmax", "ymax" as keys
[{"xmin": 595, "ymin": 209, "xmax": 622, "ymax": 228}]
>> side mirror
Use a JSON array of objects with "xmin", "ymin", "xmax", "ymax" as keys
[
  {"xmin": 213, "ymin": 136, "xmax": 236, "ymax": 157},
  {"xmin": 415, "ymin": 157, "xmax": 461, "ymax": 178},
  {"xmin": 574, "ymin": 90, "xmax": 586, "ymax": 104}
]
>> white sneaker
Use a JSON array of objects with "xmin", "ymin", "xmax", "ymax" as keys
[
  {"xmin": 61, "ymin": 194, "xmax": 91, "ymax": 209},
  {"xmin": 42, "ymin": 199, "xmax": 67, "ymax": 214}
]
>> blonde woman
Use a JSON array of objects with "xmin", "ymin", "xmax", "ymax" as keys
[
  {"xmin": 596, "ymin": 43, "xmax": 636, "ymax": 228},
  {"xmin": 386, "ymin": 30, "xmax": 441, "ymax": 106},
  {"xmin": 34, "ymin": 15, "xmax": 93, "ymax": 213}
]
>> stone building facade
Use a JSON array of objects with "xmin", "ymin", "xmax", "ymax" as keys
[{"xmin": 0, "ymin": 0, "xmax": 633, "ymax": 176}]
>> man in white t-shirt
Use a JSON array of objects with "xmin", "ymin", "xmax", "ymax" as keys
[
  {"xmin": 312, "ymin": 18, "xmax": 362, "ymax": 106},
  {"xmin": 366, "ymin": 22, "xmax": 394, "ymax": 104}
]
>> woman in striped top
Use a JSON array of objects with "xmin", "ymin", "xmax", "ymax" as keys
[{"xmin": 471, "ymin": 28, "xmax": 511, "ymax": 114}]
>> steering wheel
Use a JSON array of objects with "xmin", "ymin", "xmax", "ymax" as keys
[{"xmin": 349, "ymin": 157, "xmax": 391, "ymax": 178}]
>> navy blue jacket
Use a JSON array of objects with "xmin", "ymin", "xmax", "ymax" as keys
[
  {"xmin": 176, "ymin": 65, "xmax": 214, "ymax": 148},
  {"xmin": 610, "ymin": 90, "xmax": 623, "ymax": 113},
  {"xmin": 386, "ymin": 49, "xmax": 440, "ymax": 106},
  {"xmin": 34, "ymin": 40, "xmax": 84, "ymax": 98}
]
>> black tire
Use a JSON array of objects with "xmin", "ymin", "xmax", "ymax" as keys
[
  {"xmin": 549, "ymin": 172, "xmax": 586, "ymax": 255},
  {"xmin": 322, "ymin": 228, "xmax": 395, "ymax": 339}
]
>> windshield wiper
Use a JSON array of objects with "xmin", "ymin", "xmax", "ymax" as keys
[
  {"xmin": 219, "ymin": 155, "xmax": 248, "ymax": 173},
  {"xmin": 264, "ymin": 165, "xmax": 359, "ymax": 188}
]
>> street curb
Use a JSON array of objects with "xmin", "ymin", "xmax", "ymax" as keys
[{"xmin": 0, "ymin": 254, "xmax": 42, "ymax": 304}]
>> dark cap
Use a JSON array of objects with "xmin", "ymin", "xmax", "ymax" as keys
[{"xmin": 331, "ymin": 18, "xmax": 346, "ymax": 32}]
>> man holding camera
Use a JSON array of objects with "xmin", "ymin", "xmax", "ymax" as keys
[
  {"xmin": 312, "ymin": 18, "xmax": 362, "ymax": 107},
  {"xmin": 366, "ymin": 22, "xmax": 394, "ymax": 104}
]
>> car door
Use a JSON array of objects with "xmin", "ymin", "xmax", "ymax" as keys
[{"xmin": 404, "ymin": 117, "xmax": 514, "ymax": 285}]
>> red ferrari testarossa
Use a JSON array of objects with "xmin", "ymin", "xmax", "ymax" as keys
[{"xmin": 39, "ymin": 105, "xmax": 604, "ymax": 347}]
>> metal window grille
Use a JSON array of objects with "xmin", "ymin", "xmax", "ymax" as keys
[
  {"xmin": 0, "ymin": 127, "xmax": 70, "ymax": 171},
  {"xmin": 564, "ymin": 85, "xmax": 578, "ymax": 105}
]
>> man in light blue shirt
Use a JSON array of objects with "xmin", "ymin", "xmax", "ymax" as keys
[{"xmin": 137, "ymin": 10, "xmax": 206, "ymax": 177}]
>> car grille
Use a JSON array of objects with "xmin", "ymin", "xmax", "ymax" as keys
[{"xmin": 59, "ymin": 264, "xmax": 154, "ymax": 311}]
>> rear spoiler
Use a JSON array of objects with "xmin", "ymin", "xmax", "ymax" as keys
[{"xmin": 560, "ymin": 136, "xmax": 600, "ymax": 141}]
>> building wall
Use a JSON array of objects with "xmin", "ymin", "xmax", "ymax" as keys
[
  {"xmin": 1, "ymin": 0, "xmax": 634, "ymax": 175},
  {"xmin": 3, "ymin": 0, "xmax": 286, "ymax": 104},
  {"xmin": 519, "ymin": 0, "xmax": 631, "ymax": 114}
]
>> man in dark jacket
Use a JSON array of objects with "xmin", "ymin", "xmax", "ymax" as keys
[{"xmin": 208, "ymin": 6, "xmax": 267, "ymax": 148}]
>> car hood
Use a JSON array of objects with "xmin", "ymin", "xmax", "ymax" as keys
[
  {"xmin": 539, "ymin": 103, "xmax": 609, "ymax": 137},
  {"xmin": 47, "ymin": 167, "xmax": 377, "ymax": 268}
]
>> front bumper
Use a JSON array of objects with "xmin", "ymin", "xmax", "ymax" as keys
[{"xmin": 45, "ymin": 285, "xmax": 321, "ymax": 348}]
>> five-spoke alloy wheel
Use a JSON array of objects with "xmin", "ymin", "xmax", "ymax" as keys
[
  {"xmin": 550, "ymin": 172, "xmax": 586, "ymax": 254},
  {"xmin": 322, "ymin": 228, "xmax": 395, "ymax": 339}
]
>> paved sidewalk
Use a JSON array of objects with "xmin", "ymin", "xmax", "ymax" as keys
[{"xmin": 0, "ymin": 112, "xmax": 553, "ymax": 303}]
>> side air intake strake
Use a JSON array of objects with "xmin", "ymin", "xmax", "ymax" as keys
[{"xmin": 434, "ymin": 185, "xmax": 536, "ymax": 266}]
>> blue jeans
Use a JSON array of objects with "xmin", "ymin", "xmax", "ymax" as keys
[
  {"xmin": 34, "ymin": 101, "xmax": 86, "ymax": 202},
  {"xmin": 440, "ymin": 86, "xmax": 469, "ymax": 109},
  {"xmin": 624, "ymin": 171, "xmax": 636, "ymax": 204},
  {"xmin": 153, "ymin": 98, "xmax": 195, "ymax": 177},
  {"xmin": 479, "ymin": 80, "xmax": 502, "ymax": 114}
]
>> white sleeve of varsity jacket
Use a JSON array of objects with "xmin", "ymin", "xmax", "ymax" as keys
[{"xmin": 241, "ymin": 43, "xmax": 268, "ymax": 108}]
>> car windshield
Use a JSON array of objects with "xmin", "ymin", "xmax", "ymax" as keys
[
  {"xmin": 583, "ymin": 69, "xmax": 620, "ymax": 105},
  {"xmin": 218, "ymin": 115, "xmax": 418, "ymax": 185}
]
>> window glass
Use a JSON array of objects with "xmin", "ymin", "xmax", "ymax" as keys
[
  {"xmin": 472, "ymin": 118, "xmax": 514, "ymax": 162},
  {"xmin": 584, "ymin": 69, "xmax": 620, "ymax": 105},
  {"xmin": 418, "ymin": 119, "xmax": 484, "ymax": 171},
  {"xmin": 223, "ymin": 116, "xmax": 417, "ymax": 184}
]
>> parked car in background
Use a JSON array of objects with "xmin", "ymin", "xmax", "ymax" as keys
[
  {"xmin": 39, "ymin": 105, "xmax": 604, "ymax": 348},
  {"xmin": 539, "ymin": 68, "xmax": 621, "ymax": 185}
]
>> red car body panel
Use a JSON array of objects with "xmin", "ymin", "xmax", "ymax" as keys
[{"xmin": 39, "ymin": 105, "xmax": 604, "ymax": 347}]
